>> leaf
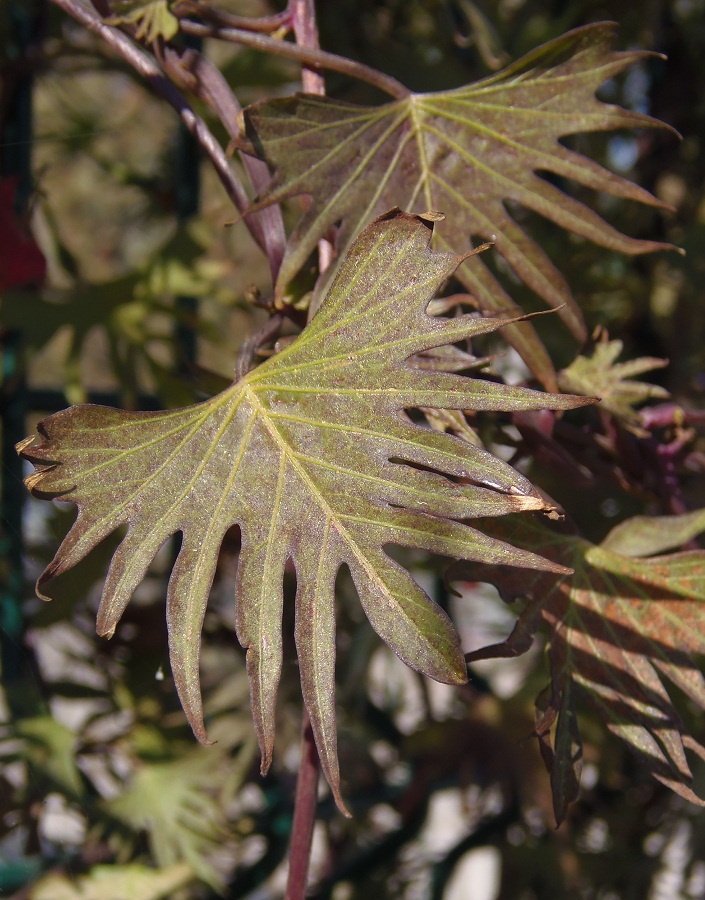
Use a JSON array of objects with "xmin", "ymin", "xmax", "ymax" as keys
[
  {"xmin": 103, "ymin": 749, "xmax": 226, "ymax": 888},
  {"xmin": 14, "ymin": 716, "xmax": 84, "ymax": 798},
  {"xmin": 461, "ymin": 512, "xmax": 705, "ymax": 823},
  {"xmin": 239, "ymin": 23, "xmax": 674, "ymax": 389},
  {"xmin": 18, "ymin": 209, "xmax": 587, "ymax": 813},
  {"xmin": 2, "ymin": 228, "xmax": 209, "ymax": 405},
  {"xmin": 106, "ymin": 0, "xmax": 179, "ymax": 43},
  {"xmin": 601, "ymin": 507, "xmax": 705, "ymax": 557},
  {"xmin": 558, "ymin": 336, "xmax": 669, "ymax": 435},
  {"xmin": 29, "ymin": 863, "xmax": 194, "ymax": 900}
]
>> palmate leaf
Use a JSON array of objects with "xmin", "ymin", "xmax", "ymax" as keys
[
  {"xmin": 103, "ymin": 749, "xmax": 226, "ymax": 888},
  {"xmin": 462, "ymin": 512, "xmax": 705, "ymax": 823},
  {"xmin": 239, "ymin": 22, "xmax": 673, "ymax": 389},
  {"xmin": 107, "ymin": 0, "xmax": 179, "ymax": 43},
  {"xmin": 18, "ymin": 210, "xmax": 586, "ymax": 812},
  {"xmin": 558, "ymin": 336, "xmax": 668, "ymax": 436}
]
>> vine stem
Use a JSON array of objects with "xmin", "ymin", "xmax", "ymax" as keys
[
  {"xmin": 234, "ymin": 313, "xmax": 284, "ymax": 380},
  {"xmin": 174, "ymin": 0, "xmax": 293, "ymax": 34},
  {"xmin": 50, "ymin": 0, "xmax": 273, "ymax": 255},
  {"xmin": 290, "ymin": 0, "xmax": 334, "ymax": 278},
  {"xmin": 178, "ymin": 19, "xmax": 411, "ymax": 100},
  {"xmin": 286, "ymin": 710, "xmax": 321, "ymax": 900}
]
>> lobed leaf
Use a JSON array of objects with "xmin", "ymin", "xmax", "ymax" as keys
[
  {"xmin": 558, "ymin": 336, "xmax": 669, "ymax": 435},
  {"xmin": 19, "ymin": 209, "xmax": 587, "ymax": 812},
  {"xmin": 106, "ymin": 0, "xmax": 179, "ymax": 43},
  {"xmin": 239, "ymin": 23, "xmax": 674, "ymax": 389},
  {"xmin": 462, "ymin": 513, "xmax": 705, "ymax": 823}
]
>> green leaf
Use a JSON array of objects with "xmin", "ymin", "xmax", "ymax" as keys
[
  {"xmin": 1, "ymin": 228, "xmax": 208, "ymax": 405},
  {"xmin": 103, "ymin": 749, "xmax": 226, "ymax": 888},
  {"xmin": 239, "ymin": 23, "xmax": 673, "ymax": 388},
  {"xmin": 558, "ymin": 336, "xmax": 668, "ymax": 435},
  {"xmin": 29, "ymin": 863, "xmax": 194, "ymax": 900},
  {"xmin": 600, "ymin": 508, "xmax": 705, "ymax": 557},
  {"xmin": 19, "ymin": 209, "xmax": 586, "ymax": 812},
  {"xmin": 14, "ymin": 716, "xmax": 84, "ymax": 798},
  {"xmin": 106, "ymin": 0, "xmax": 179, "ymax": 43},
  {"xmin": 462, "ymin": 513, "xmax": 705, "ymax": 823}
]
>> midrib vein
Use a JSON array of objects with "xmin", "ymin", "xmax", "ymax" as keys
[{"xmin": 246, "ymin": 387, "xmax": 405, "ymax": 602}]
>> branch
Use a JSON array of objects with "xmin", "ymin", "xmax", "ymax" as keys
[
  {"xmin": 158, "ymin": 44, "xmax": 286, "ymax": 280},
  {"xmin": 291, "ymin": 0, "xmax": 325, "ymax": 95},
  {"xmin": 50, "ymin": 0, "xmax": 272, "ymax": 255},
  {"xmin": 178, "ymin": 19, "xmax": 411, "ymax": 100},
  {"xmin": 174, "ymin": 0, "xmax": 293, "ymax": 34}
]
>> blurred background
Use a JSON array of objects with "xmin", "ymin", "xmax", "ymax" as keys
[{"xmin": 1, "ymin": 0, "xmax": 705, "ymax": 897}]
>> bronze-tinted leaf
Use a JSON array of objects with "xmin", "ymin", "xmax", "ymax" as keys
[
  {"xmin": 462, "ymin": 512, "xmax": 705, "ymax": 823},
  {"xmin": 19, "ymin": 210, "xmax": 586, "ymax": 813},
  {"xmin": 240, "ymin": 23, "xmax": 674, "ymax": 388}
]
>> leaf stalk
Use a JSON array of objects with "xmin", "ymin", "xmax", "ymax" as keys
[{"xmin": 286, "ymin": 711, "xmax": 321, "ymax": 900}]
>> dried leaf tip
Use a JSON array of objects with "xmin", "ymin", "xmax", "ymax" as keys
[
  {"xmin": 417, "ymin": 210, "xmax": 445, "ymax": 223},
  {"xmin": 15, "ymin": 434, "xmax": 38, "ymax": 454}
]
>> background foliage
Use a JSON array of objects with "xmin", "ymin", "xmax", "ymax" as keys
[{"xmin": 2, "ymin": 0, "xmax": 705, "ymax": 898}]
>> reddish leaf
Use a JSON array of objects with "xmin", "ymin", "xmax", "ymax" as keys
[
  {"xmin": 239, "ymin": 23, "xmax": 674, "ymax": 388},
  {"xmin": 18, "ymin": 210, "xmax": 587, "ymax": 813}
]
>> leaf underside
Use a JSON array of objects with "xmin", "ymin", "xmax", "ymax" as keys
[
  {"xmin": 19, "ymin": 209, "xmax": 587, "ymax": 813},
  {"xmin": 239, "ymin": 22, "xmax": 673, "ymax": 390},
  {"xmin": 462, "ymin": 512, "xmax": 705, "ymax": 824}
]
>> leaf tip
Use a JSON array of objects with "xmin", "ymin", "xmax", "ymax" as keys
[
  {"xmin": 335, "ymin": 794, "xmax": 353, "ymax": 819},
  {"xmin": 259, "ymin": 752, "xmax": 272, "ymax": 778},
  {"xmin": 417, "ymin": 210, "xmax": 445, "ymax": 224},
  {"xmin": 15, "ymin": 434, "xmax": 38, "ymax": 455}
]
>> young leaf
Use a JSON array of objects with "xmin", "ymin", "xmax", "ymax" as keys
[
  {"xmin": 558, "ymin": 336, "xmax": 668, "ymax": 436},
  {"xmin": 239, "ymin": 23, "xmax": 673, "ymax": 389},
  {"xmin": 462, "ymin": 513, "xmax": 705, "ymax": 823},
  {"xmin": 18, "ymin": 209, "xmax": 587, "ymax": 813},
  {"xmin": 106, "ymin": 0, "xmax": 179, "ymax": 43},
  {"xmin": 103, "ymin": 750, "xmax": 226, "ymax": 888}
]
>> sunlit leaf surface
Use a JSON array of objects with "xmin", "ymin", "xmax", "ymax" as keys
[
  {"xmin": 462, "ymin": 512, "xmax": 705, "ymax": 823},
  {"xmin": 107, "ymin": 0, "xmax": 179, "ymax": 43},
  {"xmin": 240, "ymin": 23, "xmax": 673, "ymax": 388},
  {"xmin": 19, "ymin": 210, "xmax": 586, "ymax": 811}
]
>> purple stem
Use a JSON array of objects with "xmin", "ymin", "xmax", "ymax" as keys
[
  {"xmin": 286, "ymin": 710, "xmax": 321, "ymax": 900},
  {"xmin": 158, "ymin": 45, "xmax": 286, "ymax": 281},
  {"xmin": 51, "ymin": 0, "xmax": 272, "ymax": 255},
  {"xmin": 177, "ymin": 19, "xmax": 410, "ymax": 100}
]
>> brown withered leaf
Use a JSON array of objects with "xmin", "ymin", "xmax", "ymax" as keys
[
  {"xmin": 239, "ymin": 23, "xmax": 674, "ymax": 389},
  {"xmin": 18, "ymin": 210, "xmax": 587, "ymax": 813},
  {"xmin": 460, "ymin": 512, "xmax": 705, "ymax": 823}
]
